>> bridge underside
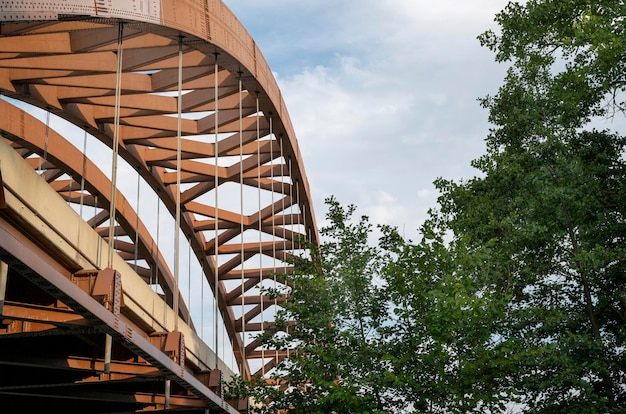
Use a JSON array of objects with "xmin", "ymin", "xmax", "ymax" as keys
[
  {"xmin": 0, "ymin": 1, "xmax": 318, "ymax": 412},
  {"xmin": 0, "ymin": 245, "xmax": 215, "ymax": 413}
]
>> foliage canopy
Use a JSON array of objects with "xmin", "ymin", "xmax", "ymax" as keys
[{"xmin": 229, "ymin": 1, "xmax": 626, "ymax": 412}]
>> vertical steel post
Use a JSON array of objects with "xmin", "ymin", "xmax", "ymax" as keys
[
  {"xmin": 0, "ymin": 261, "xmax": 7, "ymax": 314},
  {"xmin": 165, "ymin": 379, "xmax": 171, "ymax": 409}
]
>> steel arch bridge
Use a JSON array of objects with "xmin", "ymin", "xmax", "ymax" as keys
[{"xmin": 0, "ymin": 1, "xmax": 318, "ymax": 412}]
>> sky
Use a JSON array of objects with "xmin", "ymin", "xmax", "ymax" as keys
[{"xmin": 222, "ymin": 0, "xmax": 511, "ymax": 241}]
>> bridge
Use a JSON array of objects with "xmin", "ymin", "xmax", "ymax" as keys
[{"xmin": 0, "ymin": 1, "xmax": 318, "ymax": 412}]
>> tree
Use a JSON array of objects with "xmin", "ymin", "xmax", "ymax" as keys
[
  {"xmin": 235, "ymin": 198, "xmax": 504, "ymax": 413},
  {"xmin": 240, "ymin": 198, "xmax": 514, "ymax": 414},
  {"xmin": 244, "ymin": 197, "xmax": 402, "ymax": 413},
  {"xmin": 380, "ymin": 217, "xmax": 514, "ymax": 413},
  {"xmin": 438, "ymin": 130, "xmax": 626, "ymax": 412},
  {"xmin": 432, "ymin": 1, "xmax": 626, "ymax": 411},
  {"xmin": 479, "ymin": 0, "xmax": 626, "ymax": 131}
]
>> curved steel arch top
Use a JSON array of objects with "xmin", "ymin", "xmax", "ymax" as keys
[{"xmin": 0, "ymin": 0, "xmax": 318, "ymax": 379}]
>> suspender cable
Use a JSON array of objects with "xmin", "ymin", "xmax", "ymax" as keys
[
  {"xmin": 238, "ymin": 74, "xmax": 247, "ymax": 377},
  {"xmin": 68, "ymin": 169, "xmax": 73, "ymax": 206},
  {"xmin": 95, "ymin": 195, "xmax": 102, "ymax": 269},
  {"xmin": 104, "ymin": 21, "xmax": 123, "ymax": 377},
  {"xmin": 188, "ymin": 236, "xmax": 192, "ymax": 325},
  {"xmin": 76, "ymin": 130, "xmax": 87, "ymax": 267},
  {"xmin": 288, "ymin": 157, "xmax": 296, "ymax": 356},
  {"xmin": 108, "ymin": 22, "xmax": 123, "ymax": 269},
  {"xmin": 79, "ymin": 130, "xmax": 87, "ymax": 219},
  {"xmin": 288, "ymin": 157, "xmax": 294, "ymax": 253},
  {"xmin": 280, "ymin": 137, "xmax": 297, "ymax": 360},
  {"xmin": 279, "ymin": 135, "xmax": 286, "ymax": 254},
  {"xmin": 154, "ymin": 199, "xmax": 161, "ymax": 329},
  {"xmin": 173, "ymin": 36, "xmax": 183, "ymax": 332},
  {"xmin": 165, "ymin": 36, "xmax": 183, "ymax": 394},
  {"xmin": 279, "ymin": 137, "xmax": 287, "ymax": 360},
  {"xmin": 154, "ymin": 200, "xmax": 160, "ymax": 289},
  {"xmin": 256, "ymin": 93, "xmax": 266, "ymax": 376},
  {"xmin": 289, "ymin": 176, "xmax": 303, "ymax": 360},
  {"xmin": 39, "ymin": 111, "xmax": 50, "ymax": 176},
  {"xmin": 301, "ymin": 180, "xmax": 310, "ymax": 245},
  {"xmin": 213, "ymin": 55, "xmax": 220, "ymax": 369},
  {"xmin": 134, "ymin": 173, "xmax": 140, "ymax": 273},
  {"xmin": 298, "ymin": 185, "xmax": 305, "ymax": 247},
  {"xmin": 269, "ymin": 117, "xmax": 279, "ymax": 365},
  {"xmin": 201, "ymin": 251, "xmax": 204, "ymax": 338}
]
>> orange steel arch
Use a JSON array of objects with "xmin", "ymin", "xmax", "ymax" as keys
[{"xmin": 0, "ymin": 0, "xmax": 318, "ymax": 380}]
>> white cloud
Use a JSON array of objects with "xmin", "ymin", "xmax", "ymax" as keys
[
  {"xmin": 363, "ymin": 190, "xmax": 422, "ymax": 237},
  {"xmin": 225, "ymin": 0, "xmax": 510, "ymax": 236},
  {"xmin": 385, "ymin": 0, "xmax": 506, "ymax": 25}
]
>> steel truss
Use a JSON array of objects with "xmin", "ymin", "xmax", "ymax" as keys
[{"xmin": 0, "ymin": 1, "xmax": 317, "ymax": 412}]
